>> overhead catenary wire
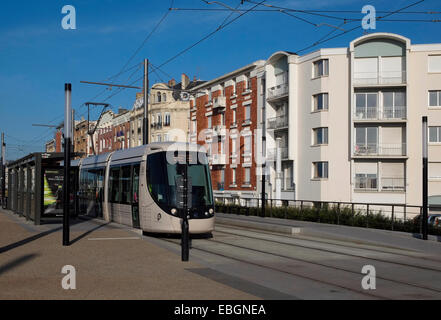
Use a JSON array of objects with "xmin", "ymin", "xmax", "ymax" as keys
[{"xmin": 291, "ymin": 0, "xmax": 426, "ymax": 55}]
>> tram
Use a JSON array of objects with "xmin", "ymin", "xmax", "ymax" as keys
[{"xmin": 72, "ymin": 142, "xmax": 215, "ymax": 234}]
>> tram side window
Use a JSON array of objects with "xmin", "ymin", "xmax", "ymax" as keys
[
  {"xmin": 110, "ymin": 167, "xmax": 121, "ymax": 203},
  {"xmin": 121, "ymin": 166, "xmax": 132, "ymax": 205},
  {"xmin": 147, "ymin": 153, "xmax": 169, "ymax": 205}
]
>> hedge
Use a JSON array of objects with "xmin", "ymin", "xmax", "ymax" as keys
[{"xmin": 215, "ymin": 202, "xmax": 441, "ymax": 237}]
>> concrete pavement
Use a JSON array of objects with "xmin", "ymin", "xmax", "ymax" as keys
[{"xmin": 0, "ymin": 209, "xmax": 259, "ymax": 300}]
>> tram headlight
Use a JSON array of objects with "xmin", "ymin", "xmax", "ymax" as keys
[
  {"xmin": 209, "ymin": 208, "xmax": 214, "ymax": 215},
  {"xmin": 171, "ymin": 208, "xmax": 177, "ymax": 216}
]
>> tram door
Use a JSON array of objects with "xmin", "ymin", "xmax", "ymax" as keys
[{"xmin": 131, "ymin": 165, "xmax": 140, "ymax": 229}]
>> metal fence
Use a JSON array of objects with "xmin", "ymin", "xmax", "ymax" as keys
[{"xmin": 214, "ymin": 196, "xmax": 441, "ymax": 235}]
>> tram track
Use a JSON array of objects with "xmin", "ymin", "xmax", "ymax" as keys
[
  {"xmin": 213, "ymin": 227, "xmax": 441, "ymax": 273},
  {"xmin": 216, "ymin": 221, "xmax": 441, "ymax": 264},
  {"xmin": 156, "ymin": 237, "xmax": 387, "ymax": 300},
  {"xmin": 205, "ymin": 235, "xmax": 441, "ymax": 295},
  {"xmin": 151, "ymin": 232, "xmax": 441, "ymax": 299}
]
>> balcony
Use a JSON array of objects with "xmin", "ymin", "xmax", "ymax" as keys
[
  {"xmin": 354, "ymin": 106, "xmax": 406, "ymax": 121},
  {"xmin": 150, "ymin": 122, "xmax": 162, "ymax": 129},
  {"xmin": 354, "ymin": 176, "xmax": 378, "ymax": 190},
  {"xmin": 213, "ymin": 96, "xmax": 226, "ymax": 109},
  {"xmin": 282, "ymin": 178, "xmax": 295, "ymax": 191},
  {"xmin": 211, "ymin": 153, "xmax": 227, "ymax": 165},
  {"xmin": 381, "ymin": 177, "xmax": 406, "ymax": 191},
  {"xmin": 214, "ymin": 125, "xmax": 226, "ymax": 136},
  {"xmin": 267, "ymin": 115, "xmax": 289, "ymax": 130},
  {"xmin": 353, "ymin": 71, "xmax": 406, "ymax": 86},
  {"xmin": 354, "ymin": 176, "xmax": 405, "ymax": 191},
  {"xmin": 267, "ymin": 147, "xmax": 288, "ymax": 160},
  {"xmin": 267, "ymin": 83, "xmax": 289, "ymax": 101},
  {"xmin": 354, "ymin": 143, "xmax": 406, "ymax": 157}
]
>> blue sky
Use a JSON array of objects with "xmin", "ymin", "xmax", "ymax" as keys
[{"xmin": 1, "ymin": 0, "xmax": 440, "ymax": 159}]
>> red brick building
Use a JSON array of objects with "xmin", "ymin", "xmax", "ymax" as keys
[{"xmin": 190, "ymin": 61, "xmax": 265, "ymax": 204}]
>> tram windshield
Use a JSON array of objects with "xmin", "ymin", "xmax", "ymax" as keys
[{"xmin": 147, "ymin": 151, "xmax": 213, "ymax": 210}]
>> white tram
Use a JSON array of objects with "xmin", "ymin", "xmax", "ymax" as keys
[{"xmin": 73, "ymin": 142, "xmax": 215, "ymax": 234}]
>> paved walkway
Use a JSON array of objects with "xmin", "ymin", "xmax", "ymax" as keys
[{"xmin": 0, "ymin": 209, "xmax": 258, "ymax": 300}]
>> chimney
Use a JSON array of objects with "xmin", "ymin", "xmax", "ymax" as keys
[
  {"xmin": 168, "ymin": 78, "xmax": 176, "ymax": 87},
  {"xmin": 136, "ymin": 92, "xmax": 143, "ymax": 100},
  {"xmin": 194, "ymin": 76, "xmax": 197, "ymax": 82},
  {"xmin": 181, "ymin": 73, "xmax": 190, "ymax": 90}
]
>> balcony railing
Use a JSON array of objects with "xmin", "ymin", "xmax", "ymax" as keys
[
  {"xmin": 282, "ymin": 178, "xmax": 295, "ymax": 191},
  {"xmin": 381, "ymin": 177, "xmax": 406, "ymax": 191},
  {"xmin": 214, "ymin": 125, "xmax": 226, "ymax": 136},
  {"xmin": 267, "ymin": 83, "xmax": 289, "ymax": 100},
  {"xmin": 267, "ymin": 115, "xmax": 289, "ymax": 130},
  {"xmin": 354, "ymin": 176, "xmax": 405, "ymax": 191},
  {"xmin": 354, "ymin": 143, "xmax": 406, "ymax": 156},
  {"xmin": 211, "ymin": 153, "xmax": 227, "ymax": 165},
  {"xmin": 355, "ymin": 176, "xmax": 378, "ymax": 190},
  {"xmin": 353, "ymin": 71, "xmax": 406, "ymax": 85},
  {"xmin": 267, "ymin": 147, "xmax": 288, "ymax": 160},
  {"xmin": 354, "ymin": 106, "xmax": 406, "ymax": 120},
  {"xmin": 213, "ymin": 96, "xmax": 226, "ymax": 109}
]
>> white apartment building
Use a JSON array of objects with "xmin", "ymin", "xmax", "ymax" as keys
[{"xmin": 258, "ymin": 32, "xmax": 441, "ymax": 207}]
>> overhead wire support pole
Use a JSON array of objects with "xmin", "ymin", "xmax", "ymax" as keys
[
  {"xmin": 143, "ymin": 59, "xmax": 149, "ymax": 145},
  {"xmin": 1, "ymin": 133, "xmax": 5, "ymax": 209},
  {"xmin": 422, "ymin": 116, "xmax": 428, "ymax": 240},
  {"xmin": 63, "ymin": 83, "xmax": 72, "ymax": 246}
]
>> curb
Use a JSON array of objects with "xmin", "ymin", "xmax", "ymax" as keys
[{"xmin": 215, "ymin": 216, "xmax": 301, "ymax": 235}]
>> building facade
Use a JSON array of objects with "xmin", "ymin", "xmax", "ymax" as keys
[
  {"xmin": 150, "ymin": 74, "xmax": 204, "ymax": 143},
  {"xmin": 96, "ymin": 110, "xmax": 115, "ymax": 154},
  {"xmin": 112, "ymin": 108, "xmax": 131, "ymax": 151},
  {"xmin": 74, "ymin": 119, "xmax": 96, "ymax": 158},
  {"xmin": 258, "ymin": 32, "xmax": 441, "ymax": 208},
  {"xmin": 190, "ymin": 61, "xmax": 265, "ymax": 204}
]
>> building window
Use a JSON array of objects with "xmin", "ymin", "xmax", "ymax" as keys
[
  {"xmin": 383, "ymin": 91, "xmax": 406, "ymax": 118},
  {"xmin": 231, "ymin": 168, "xmax": 236, "ymax": 185},
  {"xmin": 244, "ymin": 135, "xmax": 252, "ymax": 155},
  {"xmin": 429, "ymin": 126, "xmax": 441, "ymax": 143},
  {"xmin": 429, "ymin": 90, "xmax": 441, "ymax": 107},
  {"xmin": 156, "ymin": 113, "xmax": 162, "ymax": 126},
  {"xmin": 157, "ymin": 92, "xmax": 161, "ymax": 103},
  {"xmin": 355, "ymin": 93, "xmax": 377, "ymax": 118},
  {"xmin": 428, "ymin": 55, "xmax": 441, "ymax": 73},
  {"xmin": 164, "ymin": 133, "xmax": 169, "ymax": 142},
  {"xmin": 355, "ymin": 173, "xmax": 378, "ymax": 190},
  {"xmin": 246, "ymin": 75, "xmax": 252, "ymax": 90},
  {"xmin": 232, "ymin": 109, "xmax": 237, "ymax": 125},
  {"xmin": 355, "ymin": 127, "xmax": 378, "ymax": 153},
  {"xmin": 313, "ymin": 93, "xmax": 329, "ymax": 111},
  {"xmin": 313, "ymin": 127, "xmax": 328, "ymax": 145},
  {"xmin": 162, "ymin": 93, "xmax": 166, "ymax": 102},
  {"xmin": 313, "ymin": 59, "xmax": 329, "ymax": 78},
  {"xmin": 164, "ymin": 113, "xmax": 171, "ymax": 126},
  {"xmin": 313, "ymin": 162, "xmax": 328, "ymax": 179},
  {"xmin": 232, "ymin": 80, "xmax": 236, "ymax": 95},
  {"xmin": 245, "ymin": 105, "xmax": 251, "ymax": 121},
  {"xmin": 231, "ymin": 137, "xmax": 237, "ymax": 155},
  {"xmin": 207, "ymin": 116, "xmax": 212, "ymax": 129},
  {"xmin": 191, "ymin": 120, "xmax": 196, "ymax": 133},
  {"xmin": 244, "ymin": 167, "xmax": 251, "ymax": 184}
]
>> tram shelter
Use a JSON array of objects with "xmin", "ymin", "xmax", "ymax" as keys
[{"xmin": 7, "ymin": 152, "xmax": 79, "ymax": 225}]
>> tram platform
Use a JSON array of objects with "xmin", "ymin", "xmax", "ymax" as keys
[
  {"xmin": 0, "ymin": 208, "xmax": 258, "ymax": 300},
  {"xmin": 215, "ymin": 213, "xmax": 441, "ymax": 254}
]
